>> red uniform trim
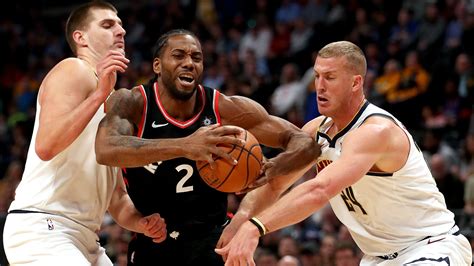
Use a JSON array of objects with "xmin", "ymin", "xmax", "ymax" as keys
[{"xmin": 153, "ymin": 82, "xmax": 206, "ymax": 128}]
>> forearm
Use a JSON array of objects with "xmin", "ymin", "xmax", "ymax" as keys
[
  {"xmin": 258, "ymin": 180, "xmax": 327, "ymax": 234},
  {"xmin": 271, "ymin": 131, "xmax": 319, "ymax": 175},
  {"xmin": 233, "ymin": 185, "xmax": 281, "ymax": 224},
  {"xmin": 108, "ymin": 195, "xmax": 143, "ymax": 233},
  {"xmin": 96, "ymin": 135, "xmax": 186, "ymax": 167}
]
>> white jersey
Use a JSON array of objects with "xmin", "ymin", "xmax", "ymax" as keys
[
  {"xmin": 316, "ymin": 102, "xmax": 454, "ymax": 256},
  {"xmin": 9, "ymin": 100, "xmax": 118, "ymax": 233}
]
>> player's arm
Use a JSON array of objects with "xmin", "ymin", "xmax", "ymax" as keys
[
  {"xmin": 216, "ymin": 116, "xmax": 324, "ymax": 250},
  {"xmin": 35, "ymin": 52, "xmax": 128, "ymax": 161},
  {"xmin": 216, "ymin": 120, "xmax": 395, "ymax": 264},
  {"xmin": 219, "ymin": 94, "xmax": 321, "ymax": 183},
  {"xmin": 95, "ymin": 88, "xmax": 244, "ymax": 167},
  {"xmin": 108, "ymin": 171, "xmax": 166, "ymax": 243}
]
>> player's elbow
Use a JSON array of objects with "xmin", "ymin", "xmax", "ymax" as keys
[
  {"xmin": 35, "ymin": 142, "xmax": 55, "ymax": 161},
  {"xmin": 95, "ymin": 146, "xmax": 113, "ymax": 166}
]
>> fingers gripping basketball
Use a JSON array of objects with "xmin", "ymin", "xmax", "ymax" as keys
[{"xmin": 197, "ymin": 129, "xmax": 263, "ymax": 193}]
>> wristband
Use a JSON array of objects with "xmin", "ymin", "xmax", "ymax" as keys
[{"xmin": 249, "ymin": 217, "xmax": 268, "ymax": 237}]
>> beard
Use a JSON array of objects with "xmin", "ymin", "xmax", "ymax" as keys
[{"xmin": 160, "ymin": 71, "xmax": 198, "ymax": 101}]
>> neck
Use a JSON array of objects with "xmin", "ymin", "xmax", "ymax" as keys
[
  {"xmin": 77, "ymin": 54, "xmax": 98, "ymax": 75},
  {"xmin": 332, "ymin": 96, "xmax": 366, "ymax": 132},
  {"xmin": 156, "ymin": 81, "xmax": 200, "ymax": 121}
]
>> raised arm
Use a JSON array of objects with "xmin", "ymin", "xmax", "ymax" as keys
[
  {"xmin": 95, "ymin": 88, "xmax": 245, "ymax": 167},
  {"xmin": 35, "ymin": 51, "xmax": 128, "ymax": 160}
]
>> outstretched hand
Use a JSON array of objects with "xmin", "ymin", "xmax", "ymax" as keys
[
  {"xmin": 96, "ymin": 50, "xmax": 129, "ymax": 101},
  {"xmin": 215, "ymin": 222, "xmax": 260, "ymax": 266},
  {"xmin": 184, "ymin": 124, "xmax": 245, "ymax": 169},
  {"xmin": 137, "ymin": 213, "xmax": 167, "ymax": 243}
]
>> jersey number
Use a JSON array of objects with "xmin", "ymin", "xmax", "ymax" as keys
[
  {"xmin": 176, "ymin": 164, "xmax": 193, "ymax": 193},
  {"xmin": 341, "ymin": 186, "xmax": 367, "ymax": 215}
]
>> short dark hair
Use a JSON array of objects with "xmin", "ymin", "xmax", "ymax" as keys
[
  {"xmin": 152, "ymin": 29, "xmax": 199, "ymax": 59},
  {"xmin": 65, "ymin": 1, "xmax": 117, "ymax": 55}
]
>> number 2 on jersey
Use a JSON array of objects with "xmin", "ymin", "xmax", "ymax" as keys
[{"xmin": 175, "ymin": 164, "xmax": 193, "ymax": 193}]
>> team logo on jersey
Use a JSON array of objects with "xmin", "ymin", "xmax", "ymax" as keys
[
  {"xmin": 202, "ymin": 117, "xmax": 213, "ymax": 126},
  {"xmin": 316, "ymin": 159, "xmax": 332, "ymax": 173},
  {"xmin": 169, "ymin": 231, "xmax": 180, "ymax": 240},
  {"xmin": 46, "ymin": 218, "xmax": 54, "ymax": 230}
]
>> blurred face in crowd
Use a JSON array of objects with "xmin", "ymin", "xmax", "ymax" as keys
[{"xmin": 335, "ymin": 248, "xmax": 359, "ymax": 266}]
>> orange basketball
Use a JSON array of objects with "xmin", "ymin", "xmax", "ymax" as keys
[{"xmin": 197, "ymin": 128, "xmax": 263, "ymax": 193}]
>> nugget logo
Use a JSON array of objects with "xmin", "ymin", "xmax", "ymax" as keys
[{"xmin": 316, "ymin": 159, "xmax": 332, "ymax": 173}]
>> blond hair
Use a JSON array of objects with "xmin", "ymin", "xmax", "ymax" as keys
[{"xmin": 318, "ymin": 41, "xmax": 367, "ymax": 77}]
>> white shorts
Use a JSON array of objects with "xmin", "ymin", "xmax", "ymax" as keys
[
  {"xmin": 361, "ymin": 228, "xmax": 472, "ymax": 265},
  {"xmin": 3, "ymin": 211, "xmax": 112, "ymax": 266}
]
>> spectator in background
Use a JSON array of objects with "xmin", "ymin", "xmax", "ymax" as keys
[
  {"xmin": 334, "ymin": 241, "xmax": 360, "ymax": 266},
  {"xmin": 416, "ymin": 2, "xmax": 446, "ymax": 65},
  {"xmin": 278, "ymin": 255, "xmax": 300, "ymax": 266},
  {"xmin": 255, "ymin": 248, "xmax": 278, "ymax": 266},
  {"xmin": 454, "ymin": 53, "xmax": 474, "ymax": 106},
  {"xmin": 319, "ymin": 234, "xmax": 337, "ymax": 266},
  {"xmin": 421, "ymin": 128, "xmax": 459, "ymax": 172},
  {"xmin": 386, "ymin": 50, "xmax": 430, "ymax": 129},
  {"xmin": 373, "ymin": 58, "xmax": 401, "ymax": 107},
  {"xmin": 389, "ymin": 7, "xmax": 418, "ymax": 52},
  {"xmin": 270, "ymin": 63, "xmax": 304, "ymax": 124},
  {"xmin": 430, "ymin": 153, "xmax": 465, "ymax": 210},
  {"xmin": 278, "ymin": 235, "xmax": 300, "ymax": 258},
  {"xmin": 275, "ymin": 0, "xmax": 302, "ymax": 25}
]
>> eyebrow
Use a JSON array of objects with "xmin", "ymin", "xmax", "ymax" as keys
[{"xmin": 100, "ymin": 18, "xmax": 122, "ymax": 26}]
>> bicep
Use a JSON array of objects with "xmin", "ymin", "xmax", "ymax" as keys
[
  {"xmin": 39, "ymin": 63, "xmax": 95, "ymax": 124},
  {"xmin": 316, "ymin": 126, "xmax": 389, "ymax": 197},
  {"xmin": 99, "ymin": 88, "xmax": 143, "ymax": 137}
]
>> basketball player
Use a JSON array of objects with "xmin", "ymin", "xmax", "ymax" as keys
[
  {"xmin": 2, "ymin": 2, "xmax": 167, "ymax": 265},
  {"xmin": 216, "ymin": 41, "xmax": 472, "ymax": 265},
  {"xmin": 94, "ymin": 29, "xmax": 319, "ymax": 265}
]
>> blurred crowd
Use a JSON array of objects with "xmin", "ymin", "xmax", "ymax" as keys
[{"xmin": 1, "ymin": 0, "xmax": 474, "ymax": 265}]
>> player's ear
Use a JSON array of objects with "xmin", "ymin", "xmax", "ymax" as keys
[
  {"xmin": 153, "ymin": 57, "xmax": 161, "ymax": 76},
  {"xmin": 73, "ymin": 30, "xmax": 86, "ymax": 48},
  {"xmin": 352, "ymin": 75, "xmax": 363, "ymax": 92}
]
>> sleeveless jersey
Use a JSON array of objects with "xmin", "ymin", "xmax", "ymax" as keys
[
  {"xmin": 9, "ymin": 99, "xmax": 118, "ymax": 233},
  {"xmin": 316, "ymin": 101, "xmax": 455, "ymax": 256},
  {"xmin": 123, "ymin": 81, "xmax": 227, "ymax": 229}
]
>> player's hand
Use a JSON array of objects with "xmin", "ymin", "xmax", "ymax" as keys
[
  {"xmin": 216, "ymin": 219, "xmax": 242, "ymax": 260},
  {"xmin": 215, "ymin": 222, "xmax": 259, "ymax": 266},
  {"xmin": 183, "ymin": 124, "xmax": 245, "ymax": 169},
  {"xmin": 237, "ymin": 158, "xmax": 270, "ymax": 194},
  {"xmin": 137, "ymin": 213, "xmax": 167, "ymax": 243},
  {"xmin": 96, "ymin": 50, "xmax": 129, "ymax": 101}
]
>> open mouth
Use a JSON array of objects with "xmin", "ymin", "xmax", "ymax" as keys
[
  {"xmin": 179, "ymin": 74, "xmax": 194, "ymax": 85},
  {"xmin": 318, "ymin": 96, "xmax": 328, "ymax": 102}
]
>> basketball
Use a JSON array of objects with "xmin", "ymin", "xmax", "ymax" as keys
[{"xmin": 197, "ymin": 127, "xmax": 263, "ymax": 193}]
